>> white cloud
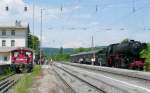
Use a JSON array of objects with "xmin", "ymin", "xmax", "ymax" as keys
[{"xmin": 0, "ymin": 0, "xmax": 29, "ymax": 23}]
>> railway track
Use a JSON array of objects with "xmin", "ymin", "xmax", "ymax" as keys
[
  {"xmin": 54, "ymin": 62, "xmax": 150, "ymax": 93},
  {"xmin": 53, "ymin": 64, "xmax": 106, "ymax": 93},
  {"xmin": 66, "ymin": 63, "xmax": 150, "ymax": 89},
  {"xmin": 0, "ymin": 74, "xmax": 21, "ymax": 93},
  {"xmin": 51, "ymin": 67, "xmax": 76, "ymax": 93},
  {"xmin": 0, "ymin": 74, "xmax": 15, "ymax": 82}
]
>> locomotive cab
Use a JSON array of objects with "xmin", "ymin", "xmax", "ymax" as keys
[{"xmin": 11, "ymin": 48, "xmax": 33, "ymax": 73}]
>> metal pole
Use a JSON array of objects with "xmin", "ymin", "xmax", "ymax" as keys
[
  {"xmin": 92, "ymin": 36, "xmax": 94, "ymax": 50},
  {"xmin": 32, "ymin": 0, "xmax": 35, "ymax": 35},
  {"xmin": 40, "ymin": 9, "xmax": 43, "ymax": 65},
  {"xmin": 32, "ymin": 0, "xmax": 35, "ymax": 62},
  {"xmin": 91, "ymin": 36, "xmax": 95, "ymax": 65},
  {"xmin": 32, "ymin": 0, "xmax": 35, "ymax": 49}
]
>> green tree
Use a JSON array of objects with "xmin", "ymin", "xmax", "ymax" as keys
[
  {"xmin": 49, "ymin": 54, "xmax": 70, "ymax": 61},
  {"xmin": 27, "ymin": 25, "xmax": 40, "ymax": 52},
  {"xmin": 32, "ymin": 35, "xmax": 40, "ymax": 52},
  {"xmin": 140, "ymin": 44, "xmax": 150, "ymax": 71},
  {"xmin": 74, "ymin": 47, "xmax": 92, "ymax": 53},
  {"xmin": 121, "ymin": 38, "xmax": 129, "ymax": 43},
  {"xmin": 59, "ymin": 46, "xmax": 63, "ymax": 55},
  {"xmin": 27, "ymin": 24, "xmax": 32, "ymax": 48},
  {"xmin": 28, "ymin": 34, "xmax": 40, "ymax": 52},
  {"xmin": 48, "ymin": 47, "xmax": 93, "ymax": 62}
]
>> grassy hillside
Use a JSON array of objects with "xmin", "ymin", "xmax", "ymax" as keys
[
  {"xmin": 42, "ymin": 48, "xmax": 75, "ymax": 56},
  {"xmin": 42, "ymin": 46, "xmax": 106, "ymax": 56}
]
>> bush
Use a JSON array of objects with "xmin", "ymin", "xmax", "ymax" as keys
[
  {"xmin": 144, "ymin": 62, "xmax": 150, "ymax": 71},
  {"xmin": 140, "ymin": 44, "xmax": 150, "ymax": 71},
  {"xmin": 4, "ymin": 67, "xmax": 12, "ymax": 75}
]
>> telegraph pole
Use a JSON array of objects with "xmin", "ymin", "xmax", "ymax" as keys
[
  {"xmin": 31, "ymin": 0, "xmax": 35, "ymax": 49},
  {"xmin": 91, "ymin": 36, "xmax": 95, "ymax": 65},
  {"xmin": 92, "ymin": 36, "xmax": 94, "ymax": 51},
  {"xmin": 32, "ymin": 0, "xmax": 36, "ymax": 54},
  {"xmin": 40, "ymin": 9, "xmax": 43, "ymax": 65},
  {"xmin": 32, "ymin": 0, "xmax": 35, "ymax": 35}
]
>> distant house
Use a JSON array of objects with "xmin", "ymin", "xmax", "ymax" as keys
[{"xmin": 0, "ymin": 21, "xmax": 30, "ymax": 64}]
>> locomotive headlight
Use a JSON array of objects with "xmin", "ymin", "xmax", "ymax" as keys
[{"xmin": 91, "ymin": 58, "xmax": 96, "ymax": 62}]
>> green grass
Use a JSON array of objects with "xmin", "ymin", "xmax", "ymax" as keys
[
  {"xmin": 13, "ymin": 65, "xmax": 41, "ymax": 93},
  {"xmin": 0, "ymin": 73, "xmax": 14, "ymax": 81},
  {"xmin": 0, "ymin": 67, "xmax": 14, "ymax": 81}
]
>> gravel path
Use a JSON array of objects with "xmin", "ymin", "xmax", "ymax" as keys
[{"xmin": 29, "ymin": 65, "xmax": 71, "ymax": 93}]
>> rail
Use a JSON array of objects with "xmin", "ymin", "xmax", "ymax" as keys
[
  {"xmin": 51, "ymin": 67, "xmax": 76, "ymax": 93},
  {"xmin": 55, "ymin": 62, "xmax": 150, "ymax": 93},
  {"xmin": 0, "ymin": 74, "xmax": 21, "ymax": 93},
  {"xmin": 53, "ymin": 64, "xmax": 106, "ymax": 93},
  {"xmin": 67, "ymin": 63, "xmax": 150, "ymax": 81}
]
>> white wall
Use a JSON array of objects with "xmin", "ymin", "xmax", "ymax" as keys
[
  {"xmin": 0, "ymin": 28, "xmax": 27, "ymax": 47},
  {"xmin": 0, "ymin": 38, "xmax": 26, "ymax": 47}
]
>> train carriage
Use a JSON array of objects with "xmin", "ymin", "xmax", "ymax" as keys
[{"xmin": 70, "ymin": 49, "xmax": 106, "ymax": 65}]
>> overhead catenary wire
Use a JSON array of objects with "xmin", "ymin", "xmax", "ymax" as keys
[
  {"xmin": 105, "ymin": 0, "xmax": 150, "ymax": 31},
  {"xmin": 95, "ymin": 0, "xmax": 102, "ymax": 13},
  {"xmin": 96, "ymin": 4, "xmax": 98, "ymax": 12},
  {"xmin": 132, "ymin": 0, "xmax": 136, "ymax": 13},
  {"xmin": 45, "ymin": 0, "xmax": 150, "ymax": 32},
  {"xmin": 60, "ymin": 4, "xmax": 63, "ymax": 12},
  {"xmin": 32, "ymin": 0, "xmax": 35, "ymax": 35}
]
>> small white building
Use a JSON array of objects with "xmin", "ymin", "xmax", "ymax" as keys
[{"xmin": 0, "ymin": 22, "xmax": 29, "ymax": 64}]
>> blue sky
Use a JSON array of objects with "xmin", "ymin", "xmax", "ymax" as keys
[{"xmin": 0, "ymin": 0, "xmax": 150, "ymax": 48}]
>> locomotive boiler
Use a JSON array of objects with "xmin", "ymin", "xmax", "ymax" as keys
[{"xmin": 107, "ymin": 40, "xmax": 146, "ymax": 56}]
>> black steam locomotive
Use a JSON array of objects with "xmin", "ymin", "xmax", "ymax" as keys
[{"xmin": 70, "ymin": 40, "xmax": 147, "ymax": 70}]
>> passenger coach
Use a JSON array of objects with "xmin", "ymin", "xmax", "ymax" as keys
[{"xmin": 70, "ymin": 49, "xmax": 106, "ymax": 66}]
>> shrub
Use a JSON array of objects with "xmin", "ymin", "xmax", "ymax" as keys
[{"xmin": 140, "ymin": 44, "xmax": 150, "ymax": 71}]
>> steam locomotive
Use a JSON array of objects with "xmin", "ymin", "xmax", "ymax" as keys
[
  {"xmin": 106, "ymin": 40, "xmax": 147, "ymax": 69},
  {"xmin": 71, "ymin": 40, "xmax": 147, "ymax": 70},
  {"xmin": 11, "ymin": 47, "xmax": 33, "ymax": 73}
]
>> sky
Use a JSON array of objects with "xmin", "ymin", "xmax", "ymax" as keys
[{"xmin": 0, "ymin": 0, "xmax": 150, "ymax": 48}]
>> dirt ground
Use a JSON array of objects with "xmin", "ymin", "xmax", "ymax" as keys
[{"xmin": 29, "ymin": 65, "xmax": 70, "ymax": 93}]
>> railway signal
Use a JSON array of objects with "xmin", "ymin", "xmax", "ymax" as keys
[
  {"xmin": 24, "ymin": 6, "xmax": 28, "ymax": 12},
  {"xmin": 5, "ymin": 6, "xmax": 9, "ymax": 11},
  {"xmin": 132, "ymin": 0, "xmax": 136, "ymax": 13},
  {"xmin": 4, "ymin": 6, "xmax": 28, "ymax": 12},
  {"xmin": 96, "ymin": 5, "xmax": 98, "ymax": 12},
  {"xmin": 60, "ymin": 5, "xmax": 63, "ymax": 12}
]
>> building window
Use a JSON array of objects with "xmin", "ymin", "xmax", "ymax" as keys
[
  {"xmin": 11, "ymin": 30, "xmax": 15, "ymax": 36},
  {"xmin": 4, "ymin": 56, "xmax": 7, "ymax": 61},
  {"xmin": 2, "ymin": 30, "xmax": 6, "ymax": 36},
  {"xmin": 2, "ymin": 40, "xmax": 6, "ymax": 47},
  {"xmin": 11, "ymin": 40, "xmax": 15, "ymax": 47}
]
